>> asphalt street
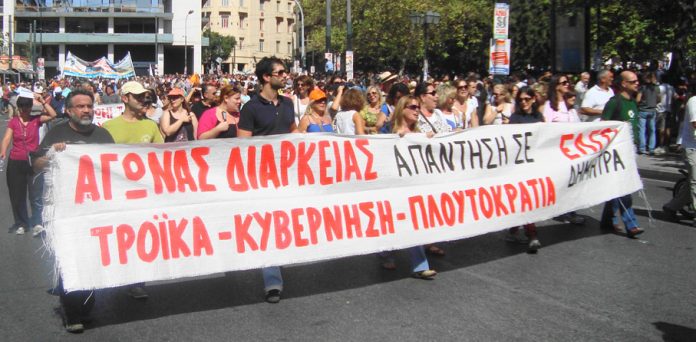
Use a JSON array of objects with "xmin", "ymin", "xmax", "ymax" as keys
[{"xmin": 0, "ymin": 117, "xmax": 695, "ymax": 341}]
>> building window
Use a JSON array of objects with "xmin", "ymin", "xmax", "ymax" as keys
[
  {"xmin": 259, "ymin": 18, "xmax": 264, "ymax": 31},
  {"xmin": 239, "ymin": 13, "xmax": 247, "ymax": 28},
  {"xmin": 259, "ymin": 0, "xmax": 264, "ymax": 11},
  {"xmin": 259, "ymin": 39, "xmax": 264, "ymax": 52},
  {"xmin": 222, "ymin": 0, "xmax": 229, "ymax": 6},
  {"xmin": 288, "ymin": 1, "xmax": 292, "ymax": 12},
  {"xmin": 287, "ymin": 20, "xmax": 293, "ymax": 33},
  {"xmin": 277, "ymin": 1, "xmax": 281, "ymax": 12},
  {"xmin": 276, "ymin": 18, "xmax": 283, "ymax": 33},
  {"xmin": 287, "ymin": 42, "xmax": 292, "ymax": 54},
  {"xmin": 276, "ymin": 41, "xmax": 280, "ymax": 53},
  {"xmin": 203, "ymin": 0, "xmax": 210, "ymax": 7},
  {"xmin": 239, "ymin": 37, "xmax": 244, "ymax": 49},
  {"xmin": 240, "ymin": 0, "xmax": 245, "ymax": 6},
  {"xmin": 221, "ymin": 15, "xmax": 229, "ymax": 28}
]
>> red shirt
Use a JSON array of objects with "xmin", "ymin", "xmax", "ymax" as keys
[{"xmin": 8, "ymin": 116, "xmax": 41, "ymax": 161}]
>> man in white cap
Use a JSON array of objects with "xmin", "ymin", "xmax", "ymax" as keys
[
  {"xmin": 103, "ymin": 80, "xmax": 163, "ymax": 144},
  {"xmin": 102, "ymin": 80, "xmax": 162, "ymax": 300}
]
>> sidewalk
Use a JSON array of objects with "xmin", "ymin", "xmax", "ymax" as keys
[{"xmin": 636, "ymin": 152, "xmax": 683, "ymax": 182}]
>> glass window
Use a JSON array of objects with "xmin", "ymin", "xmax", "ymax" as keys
[
  {"xmin": 276, "ymin": 41, "xmax": 280, "ymax": 53},
  {"xmin": 259, "ymin": 0, "xmax": 264, "ymax": 11},
  {"xmin": 221, "ymin": 15, "xmax": 229, "ymax": 29},
  {"xmin": 259, "ymin": 18, "xmax": 264, "ymax": 31},
  {"xmin": 259, "ymin": 39, "xmax": 264, "ymax": 52},
  {"xmin": 222, "ymin": 0, "xmax": 229, "ymax": 6}
]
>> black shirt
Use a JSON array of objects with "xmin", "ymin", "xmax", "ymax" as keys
[
  {"xmin": 33, "ymin": 121, "xmax": 115, "ymax": 160},
  {"xmin": 191, "ymin": 101, "xmax": 213, "ymax": 120},
  {"xmin": 509, "ymin": 111, "xmax": 544, "ymax": 124},
  {"xmin": 238, "ymin": 93, "xmax": 295, "ymax": 136}
]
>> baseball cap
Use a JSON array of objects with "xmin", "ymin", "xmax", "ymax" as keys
[
  {"xmin": 167, "ymin": 88, "xmax": 185, "ymax": 97},
  {"xmin": 120, "ymin": 81, "xmax": 148, "ymax": 96},
  {"xmin": 308, "ymin": 89, "xmax": 327, "ymax": 102}
]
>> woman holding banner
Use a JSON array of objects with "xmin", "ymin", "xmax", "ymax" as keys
[
  {"xmin": 505, "ymin": 87, "xmax": 544, "ymax": 252},
  {"xmin": 160, "ymin": 88, "xmax": 198, "ymax": 142},
  {"xmin": 197, "ymin": 85, "xmax": 242, "ymax": 139},
  {"xmin": 374, "ymin": 95, "xmax": 437, "ymax": 279}
]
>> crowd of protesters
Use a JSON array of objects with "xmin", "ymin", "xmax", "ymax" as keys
[{"xmin": 2, "ymin": 57, "xmax": 696, "ymax": 333}]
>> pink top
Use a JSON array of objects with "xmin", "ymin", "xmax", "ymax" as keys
[
  {"xmin": 8, "ymin": 116, "xmax": 41, "ymax": 161},
  {"xmin": 197, "ymin": 107, "xmax": 219, "ymax": 139},
  {"xmin": 543, "ymin": 101, "xmax": 580, "ymax": 123}
]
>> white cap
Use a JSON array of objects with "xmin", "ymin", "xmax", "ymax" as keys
[{"xmin": 17, "ymin": 87, "xmax": 34, "ymax": 99}]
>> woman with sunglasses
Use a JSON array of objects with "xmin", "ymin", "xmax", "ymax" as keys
[
  {"xmin": 505, "ymin": 87, "xmax": 544, "ymax": 252},
  {"xmin": 483, "ymin": 84, "xmax": 514, "ymax": 125},
  {"xmin": 362, "ymin": 86, "xmax": 383, "ymax": 134},
  {"xmin": 291, "ymin": 75, "xmax": 313, "ymax": 125},
  {"xmin": 415, "ymin": 82, "xmax": 451, "ymax": 134},
  {"xmin": 543, "ymin": 74, "xmax": 580, "ymax": 123},
  {"xmin": 376, "ymin": 95, "xmax": 436, "ymax": 278},
  {"xmin": 197, "ymin": 85, "xmax": 242, "ymax": 139},
  {"xmin": 0, "ymin": 88, "xmax": 56, "ymax": 235},
  {"xmin": 160, "ymin": 88, "xmax": 197, "ymax": 142},
  {"xmin": 453, "ymin": 79, "xmax": 480, "ymax": 129},
  {"xmin": 298, "ymin": 88, "xmax": 335, "ymax": 133},
  {"xmin": 544, "ymin": 75, "xmax": 586, "ymax": 225}
]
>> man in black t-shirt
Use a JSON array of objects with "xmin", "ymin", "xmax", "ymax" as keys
[
  {"xmin": 237, "ymin": 57, "xmax": 297, "ymax": 304},
  {"xmin": 32, "ymin": 88, "xmax": 114, "ymax": 334},
  {"xmin": 190, "ymin": 83, "xmax": 218, "ymax": 119}
]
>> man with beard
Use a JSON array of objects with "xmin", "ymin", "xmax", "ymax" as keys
[
  {"xmin": 102, "ymin": 80, "xmax": 161, "ymax": 300},
  {"xmin": 32, "ymin": 88, "xmax": 114, "ymax": 333},
  {"xmin": 103, "ymin": 81, "xmax": 163, "ymax": 144},
  {"xmin": 238, "ymin": 57, "xmax": 297, "ymax": 303}
]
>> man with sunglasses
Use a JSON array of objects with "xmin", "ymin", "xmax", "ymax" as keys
[
  {"xmin": 600, "ymin": 71, "xmax": 643, "ymax": 238},
  {"xmin": 102, "ymin": 80, "xmax": 163, "ymax": 300},
  {"xmin": 238, "ymin": 57, "xmax": 297, "ymax": 304}
]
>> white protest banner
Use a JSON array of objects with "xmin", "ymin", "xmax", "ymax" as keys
[
  {"xmin": 92, "ymin": 103, "xmax": 125, "ymax": 127},
  {"xmin": 43, "ymin": 122, "xmax": 642, "ymax": 291}
]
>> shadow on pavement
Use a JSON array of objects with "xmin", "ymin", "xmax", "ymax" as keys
[
  {"xmin": 633, "ymin": 208, "xmax": 695, "ymax": 228},
  {"xmin": 653, "ymin": 321, "xmax": 696, "ymax": 342},
  {"xmin": 73, "ymin": 217, "xmax": 610, "ymax": 330}
]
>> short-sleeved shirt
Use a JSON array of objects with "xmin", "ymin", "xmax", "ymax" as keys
[
  {"xmin": 238, "ymin": 93, "xmax": 295, "ymax": 136},
  {"xmin": 191, "ymin": 101, "xmax": 213, "ymax": 120},
  {"xmin": 543, "ymin": 101, "xmax": 580, "ymax": 123},
  {"xmin": 33, "ymin": 121, "xmax": 114, "ymax": 160},
  {"xmin": 638, "ymin": 84, "xmax": 660, "ymax": 112},
  {"xmin": 602, "ymin": 94, "xmax": 640, "ymax": 143},
  {"xmin": 103, "ymin": 115, "xmax": 164, "ymax": 144},
  {"xmin": 581, "ymin": 85, "xmax": 615, "ymax": 122},
  {"xmin": 7, "ymin": 116, "xmax": 42, "ymax": 161}
]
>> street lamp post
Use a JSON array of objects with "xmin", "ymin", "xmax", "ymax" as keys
[
  {"xmin": 409, "ymin": 11, "xmax": 440, "ymax": 82},
  {"xmin": 293, "ymin": 0, "xmax": 305, "ymax": 71},
  {"xmin": 184, "ymin": 9, "xmax": 194, "ymax": 75}
]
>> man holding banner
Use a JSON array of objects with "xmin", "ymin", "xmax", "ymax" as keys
[
  {"xmin": 238, "ymin": 57, "xmax": 297, "ymax": 303},
  {"xmin": 32, "ymin": 88, "xmax": 114, "ymax": 333},
  {"xmin": 600, "ymin": 71, "xmax": 643, "ymax": 238}
]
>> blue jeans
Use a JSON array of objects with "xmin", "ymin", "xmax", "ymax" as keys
[
  {"xmin": 601, "ymin": 195, "xmax": 639, "ymax": 232},
  {"xmin": 379, "ymin": 246, "xmax": 431, "ymax": 273},
  {"xmin": 262, "ymin": 266, "xmax": 283, "ymax": 292},
  {"xmin": 638, "ymin": 111, "xmax": 657, "ymax": 153}
]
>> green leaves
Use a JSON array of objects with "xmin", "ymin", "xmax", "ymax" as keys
[{"xmin": 203, "ymin": 31, "xmax": 237, "ymax": 66}]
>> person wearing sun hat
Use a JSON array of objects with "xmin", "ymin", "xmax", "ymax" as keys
[
  {"xmin": 298, "ymin": 88, "xmax": 334, "ymax": 133},
  {"xmin": 103, "ymin": 81, "xmax": 163, "ymax": 144}
]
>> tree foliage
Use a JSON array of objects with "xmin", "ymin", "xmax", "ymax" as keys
[
  {"xmin": 299, "ymin": 0, "xmax": 695, "ymax": 76},
  {"xmin": 203, "ymin": 31, "xmax": 237, "ymax": 65}
]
